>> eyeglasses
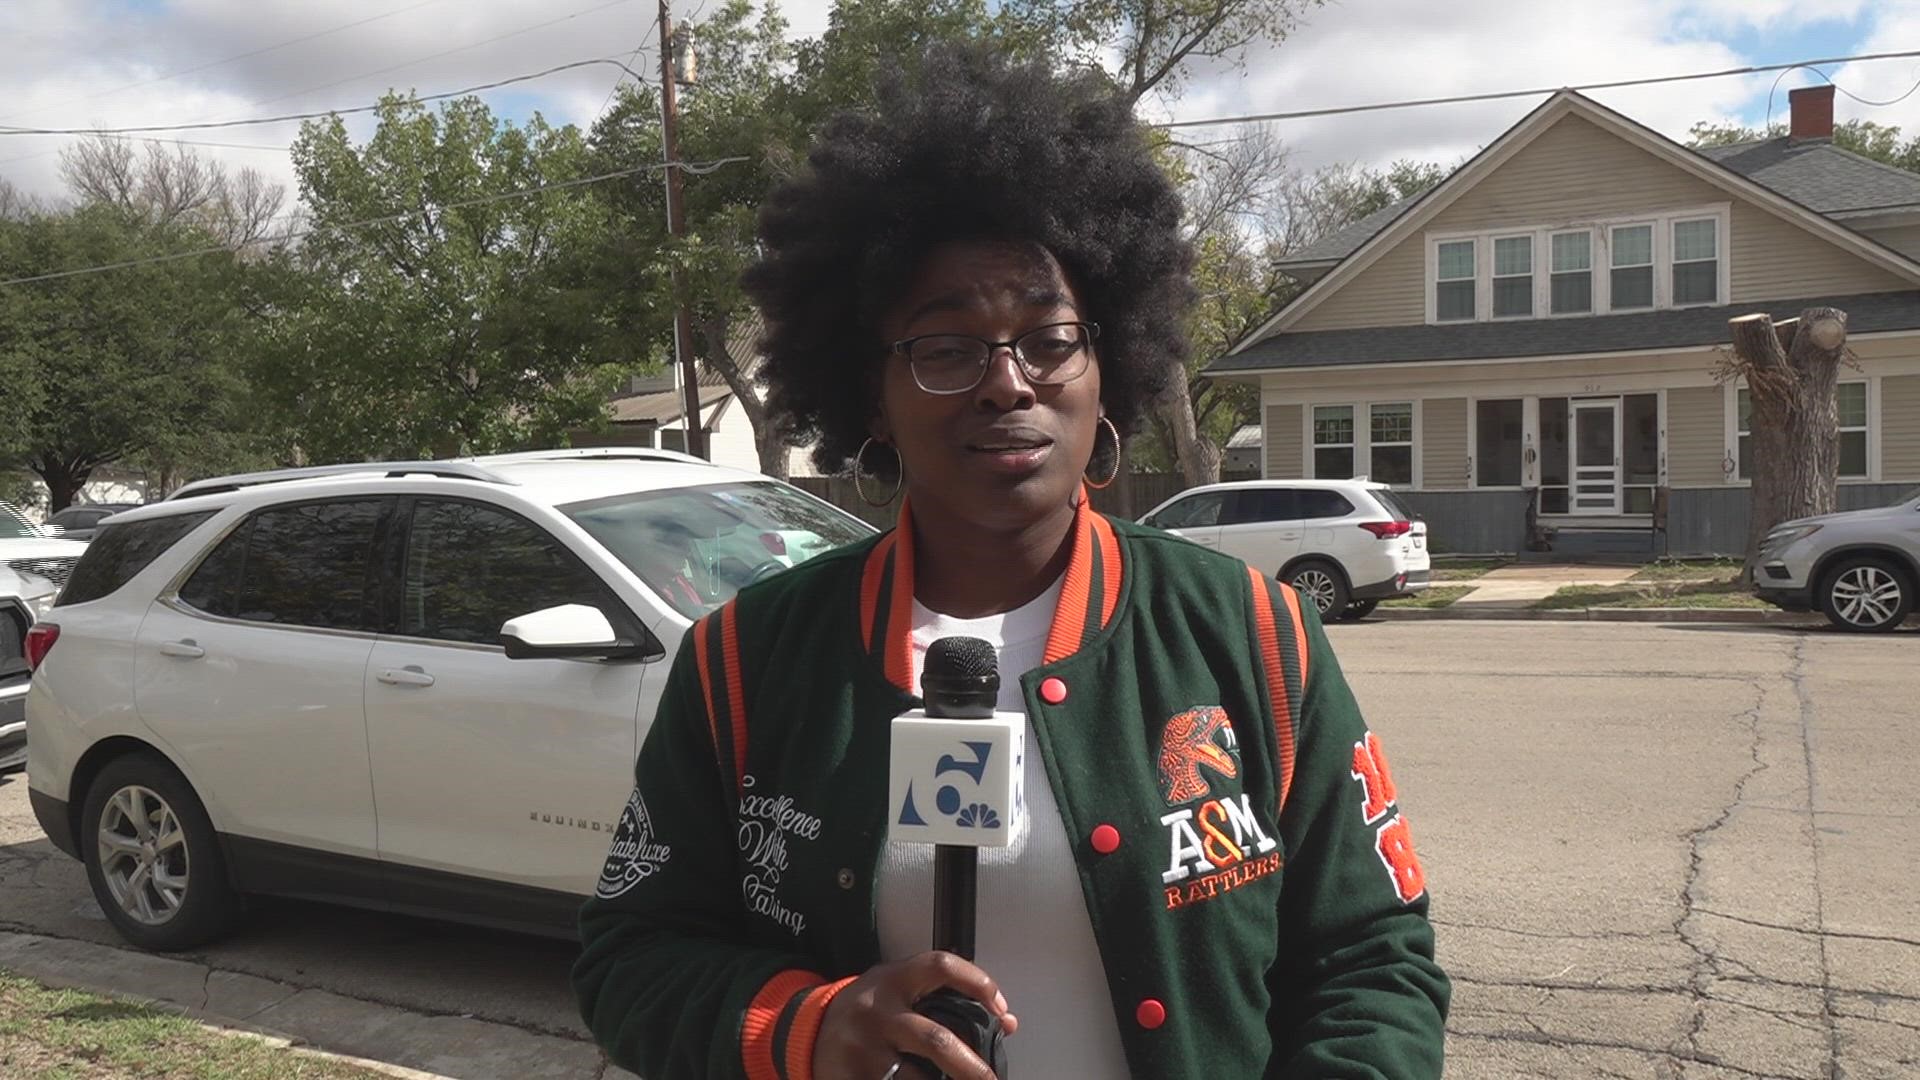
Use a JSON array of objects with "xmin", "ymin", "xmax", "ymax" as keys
[{"xmin": 888, "ymin": 321, "xmax": 1100, "ymax": 395}]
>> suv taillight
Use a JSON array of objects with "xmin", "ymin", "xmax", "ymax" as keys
[
  {"xmin": 1358, "ymin": 521, "xmax": 1413, "ymax": 539},
  {"xmin": 24, "ymin": 623, "xmax": 59, "ymax": 671}
]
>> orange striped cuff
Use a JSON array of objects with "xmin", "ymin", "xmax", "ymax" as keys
[
  {"xmin": 782, "ymin": 976, "xmax": 858, "ymax": 1080},
  {"xmin": 743, "ymin": 969, "xmax": 823, "ymax": 1080}
]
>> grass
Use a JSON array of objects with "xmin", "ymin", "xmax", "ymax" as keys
[
  {"xmin": 1532, "ymin": 580, "xmax": 1772, "ymax": 611},
  {"xmin": 1380, "ymin": 585, "xmax": 1475, "ymax": 609},
  {"xmin": 1630, "ymin": 557, "xmax": 1745, "ymax": 582},
  {"xmin": 1429, "ymin": 558, "xmax": 1513, "ymax": 582},
  {"xmin": 0, "ymin": 970, "xmax": 390, "ymax": 1079}
]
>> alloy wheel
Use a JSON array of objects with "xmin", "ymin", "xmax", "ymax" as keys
[
  {"xmin": 96, "ymin": 785, "xmax": 190, "ymax": 926},
  {"xmin": 1830, "ymin": 565, "xmax": 1904, "ymax": 629},
  {"xmin": 1293, "ymin": 569, "xmax": 1338, "ymax": 614}
]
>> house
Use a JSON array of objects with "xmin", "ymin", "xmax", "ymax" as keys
[
  {"xmin": 1224, "ymin": 424, "xmax": 1265, "ymax": 473},
  {"xmin": 1208, "ymin": 86, "xmax": 1920, "ymax": 555}
]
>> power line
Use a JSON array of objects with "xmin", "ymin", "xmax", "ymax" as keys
[
  {"xmin": 0, "ymin": 156, "xmax": 751, "ymax": 288},
  {"xmin": 1156, "ymin": 49, "xmax": 1920, "ymax": 130},
  {"xmin": 0, "ymin": 57, "xmax": 651, "ymax": 138},
  {"xmin": 0, "ymin": 0, "xmax": 455, "ymax": 124},
  {"xmin": 0, "ymin": 132, "xmax": 298, "ymax": 169}
]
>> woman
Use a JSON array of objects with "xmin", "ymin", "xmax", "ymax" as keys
[{"xmin": 574, "ymin": 47, "xmax": 1449, "ymax": 1080}]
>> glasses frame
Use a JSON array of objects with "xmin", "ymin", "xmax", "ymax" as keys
[{"xmin": 887, "ymin": 320, "xmax": 1101, "ymax": 396}]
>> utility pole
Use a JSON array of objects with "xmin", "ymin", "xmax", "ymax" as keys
[{"xmin": 659, "ymin": 0, "xmax": 707, "ymax": 459}]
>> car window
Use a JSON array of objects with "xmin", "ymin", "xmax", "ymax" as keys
[
  {"xmin": 1150, "ymin": 493, "xmax": 1226, "ymax": 530},
  {"xmin": 0, "ymin": 505, "xmax": 38, "ymax": 540},
  {"xmin": 402, "ymin": 500, "xmax": 623, "ymax": 646},
  {"xmin": 179, "ymin": 500, "xmax": 387, "ymax": 632},
  {"xmin": 1371, "ymin": 490, "xmax": 1418, "ymax": 521},
  {"xmin": 563, "ymin": 481, "xmax": 874, "ymax": 619},
  {"xmin": 1224, "ymin": 489, "xmax": 1297, "ymax": 525},
  {"xmin": 58, "ymin": 512, "xmax": 216, "ymax": 607},
  {"xmin": 1295, "ymin": 491, "xmax": 1356, "ymax": 520}
]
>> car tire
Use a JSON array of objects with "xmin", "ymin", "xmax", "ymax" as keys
[
  {"xmin": 1287, "ymin": 561, "xmax": 1349, "ymax": 619},
  {"xmin": 1819, "ymin": 555, "xmax": 1913, "ymax": 633},
  {"xmin": 1340, "ymin": 600, "xmax": 1380, "ymax": 622},
  {"xmin": 80, "ymin": 753, "xmax": 241, "ymax": 951}
]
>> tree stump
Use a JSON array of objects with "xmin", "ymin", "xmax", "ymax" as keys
[{"xmin": 1725, "ymin": 307, "xmax": 1848, "ymax": 572}]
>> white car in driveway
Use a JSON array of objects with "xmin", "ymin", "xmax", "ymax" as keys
[
  {"xmin": 1752, "ymin": 487, "xmax": 1920, "ymax": 632},
  {"xmin": 1141, "ymin": 479, "xmax": 1431, "ymax": 621},
  {"xmin": 3, "ymin": 504, "xmax": 87, "ymax": 774},
  {"xmin": 24, "ymin": 450, "xmax": 874, "ymax": 949}
]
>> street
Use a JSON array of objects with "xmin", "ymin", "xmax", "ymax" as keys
[{"xmin": 2, "ymin": 620, "xmax": 1916, "ymax": 1078}]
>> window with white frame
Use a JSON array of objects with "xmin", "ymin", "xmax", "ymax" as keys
[
  {"xmin": 1549, "ymin": 230, "xmax": 1593, "ymax": 314},
  {"xmin": 1492, "ymin": 236, "xmax": 1533, "ymax": 317},
  {"xmin": 1610, "ymin": 224, "xmax": 1654, "ymax": 310},
  {"xmin": 1737, "ymin": 381, "xmax": 1868, "ymax": 480},
  {"xmin": 1435, "ymin": 240, "xmax": 1476, "ymax": 321},
  {"xmin": 1313, "ymin": 405, "xmax": 1356, "ymax": 479},
  {"xmin": 1672, "ymin": 218, "xmax": 1719, "ymax": 305},
  {"xmin": 1369, "ymin": 403, "xmax": 1414, "ymax": 485}
]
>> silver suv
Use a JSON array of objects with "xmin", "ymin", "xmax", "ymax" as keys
[{"xmin": 1753, "ymin": 488, "xmax": 1920, "ymax": 632}]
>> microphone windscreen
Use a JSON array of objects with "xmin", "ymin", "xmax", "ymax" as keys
[{"xmin": 924, "ymin": 636, "xmax": 998, "ymax": 683}]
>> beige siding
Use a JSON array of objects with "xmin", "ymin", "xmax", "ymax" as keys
[
  {"xmin": 1666, "ymin": 386, "xmax": 1726, "ymax": 487},
  {"xmin": 1291, "ymin": 113, "xmax": 1909, "ymax": 333},
  {"xmin": 1422, "ymin": 398, "xmax": 1469, "ymax": 489},
  {"xmin": 1884, "ymin": 374, "xmax": 1920, "ymax": 480},
  {"xmin": 1265, "ymin": 403, "xmax": 1303, "ymax": 478}
]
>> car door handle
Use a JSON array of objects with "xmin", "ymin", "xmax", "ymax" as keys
[
  {"xmin": 377, "ymin": 666, "xmax": 436, "ymax": 688},
  {"xmin": 158, "ymin": 640, "xmax": 205, "ymax": 660}
]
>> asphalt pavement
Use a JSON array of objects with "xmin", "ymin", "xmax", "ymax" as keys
[{"xmin": 2, "ymin": 619, "xmax": 1916, "ymax": 1078}]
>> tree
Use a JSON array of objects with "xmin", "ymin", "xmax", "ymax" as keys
[
  {"xmin": 60, "ymin": 134, "xmax": 288, "ymax": 247},
  {"xmin": 1006, "ymin": 0, "xmax": 1324, "ymax": 106},
  {"xmin": 1688, "ymin": 118, "xmax": 1920, "ymax": 173},
  {"xmin": 0, "ymin": 206, "xmax": 260, "ymax": 508},
  {"xmin": 268, "ymin": 96, "xmax": 633, "ymax": 463},
  {"xmin": 1720, "ymin": 308, "xmax": 1851, "ymax": 573}
]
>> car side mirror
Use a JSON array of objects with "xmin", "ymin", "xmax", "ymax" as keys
[{"xmin": 500, "ymin": 604, "xmax": 657, "ymax": 661}]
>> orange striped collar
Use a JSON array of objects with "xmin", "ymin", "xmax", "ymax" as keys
[{"xmin": 859, "ymin": 492, "xmax": 1125, "ymax": 695}]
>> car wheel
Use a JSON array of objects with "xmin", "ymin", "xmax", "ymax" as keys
[
  {"xmin": 1820, "ymin": 556, "xmax": 1913, "ymax": 633},
  {"xmin": 1287, "ymin": 561, "xmax": 1349, "ymax": 619},
  {"xmin": 80, "ymin": 753, "xmax": 241, "ymax": 951},
  {"xmin": 1340, "ymin": 600, "xmax": 1380, "ymax": 622}
]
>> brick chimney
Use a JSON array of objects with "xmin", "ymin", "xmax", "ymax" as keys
[{"xmin": 1789, "ymin": 84, "xmax": 1835, "ymax": 143}]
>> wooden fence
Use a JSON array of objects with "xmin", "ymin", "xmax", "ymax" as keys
[{"xmin": 790, "ymin": 470, "xmax": 1259, "ymax": 528}]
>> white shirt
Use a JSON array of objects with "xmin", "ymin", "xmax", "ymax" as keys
[{"xmin": 874, "ymin": 577, "xmax": 1132, "ymax": 1077}]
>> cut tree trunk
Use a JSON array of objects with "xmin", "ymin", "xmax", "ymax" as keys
[
  {"xmin": 1726, "ymin": 307, "xmax": 1848, "ymax": 573},
  {"xmin": 700, "ymin": 314, "xmax": 788, "ymax": 480},
  {"xmin": 1160, "ymin": 363, "xmax": 1221, "ymax": 489}
]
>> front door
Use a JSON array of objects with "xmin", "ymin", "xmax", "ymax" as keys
[{"xmin": 1572, "ymin": 400, "xmax": 1621, "ymax": 515}]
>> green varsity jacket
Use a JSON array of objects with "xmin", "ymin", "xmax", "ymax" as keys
[{"xmin": 573, "ymin": 499, "xmax": 1450, "ymax": 1079}]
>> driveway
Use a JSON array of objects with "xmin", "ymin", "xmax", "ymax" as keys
[{"xmin": 2, "ymin": 620, "xmax": 1916, "ymax": 1078}]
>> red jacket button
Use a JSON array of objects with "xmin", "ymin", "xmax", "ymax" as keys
[
  {"xmin": 1039, "ymin": 677, "xmax": 1068, "ymax": 704},
  {"xmin": 1090, "ymin": 824, "xmax": 1120, "ymax": 854},
  {"xmin": 1136, "ymin": 999, "xmax": 1166, "ymax": 1029}
]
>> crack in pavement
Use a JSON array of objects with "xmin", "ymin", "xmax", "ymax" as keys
[
  {"xmin": 1449, "ymin": 1026, "xmax": 1805, "ymax": 1079},
  {"xmin": 1693, "ymin": 906, "xmax": 1920, "ymax": 950},
  {"xmin": 1785, "ymin": 637, "xmax": 1841, "ymax": 1078},
  {"xmin": 1431, "ymin": 917, "xmax": 1665, "ymax": 942}
]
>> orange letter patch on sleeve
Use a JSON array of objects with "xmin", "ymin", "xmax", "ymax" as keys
[
  {"xmin": 1375, "ymin": 815, "xmax": 1427, "ymax": 903},
  {"xmin": 1351, "ymin": 730, "xmax": 1426, "ymax": 903},
  {"xmin": 1350, "ymin": 730, "xmax": 1398, "ymax": 825}
]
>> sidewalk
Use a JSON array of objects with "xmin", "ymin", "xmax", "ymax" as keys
[{"xmin": 1446, "ymin": 564, "xmax": 1641, "ymax": 609}]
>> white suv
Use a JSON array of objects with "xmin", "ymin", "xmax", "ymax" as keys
[
  {"xmin": 1141, "ymin": 479, "xmax": 1431, "ymax": 621},
  {"xmin": 24, "ymin": 450, "xmax": 873, "ymax": 950}
]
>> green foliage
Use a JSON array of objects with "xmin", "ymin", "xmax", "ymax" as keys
[
  {"xmin": 1003, "ymin": 0, "xmax": 1324, "ymax": 103},
  {"xmin": 0, "ymin": 205, "xmax": 264, "ymax": 506},
  {"xmin": 1687, "ymin": 117, "xmax": 1920, "ymax": 172},
  {"xmin": 267, "ymin": 95, "xmax": 636, "ymax": 463}
]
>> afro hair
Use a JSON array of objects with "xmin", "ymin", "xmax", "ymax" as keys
[{"xmin": 743, "ymin": 45, "xmax": 1195, "ymax": 477}]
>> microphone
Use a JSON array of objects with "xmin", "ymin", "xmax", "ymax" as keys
[{"xmin": 888, "ymin": 636, "xmax": 1021, "ymax": 1079}]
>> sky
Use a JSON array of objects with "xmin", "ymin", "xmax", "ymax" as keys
[{"xmin": 5, "ymin": 0, "xmax": 1920, "ymax": 213}]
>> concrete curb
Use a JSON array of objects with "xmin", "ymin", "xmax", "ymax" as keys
[
  {"xmin": 1372, "ymin": 605, "xmax": 1824, "ymax": 624},
  {"xmin": 0, "ymin": 929, "xmax": 628, "ymax": 1080}
]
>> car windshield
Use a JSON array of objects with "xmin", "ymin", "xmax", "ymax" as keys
[
  {"xmin": 562, "ymin": 481, "xmax": 874, "ymax": 618},
  {"xmin": 0, "ymin": 505, "xmax": 41, "ymax": 539}
]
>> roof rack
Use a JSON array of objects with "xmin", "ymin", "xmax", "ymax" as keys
[
  {"xmin": 471, "ymin": 447, "xmax": 713, "ymax": 467},
  {"xmin": 167, "ymin": 461, "xmax": 513, "ymax": 501}
]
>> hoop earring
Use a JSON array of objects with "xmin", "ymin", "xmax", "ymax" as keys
[
  {"xmin": 1084, "ymin": 416, "xmax": 1121, "ymax": 490},
  {"xmin": 854, "ymin": 437, "xmax": 904, "ymax": 507}
]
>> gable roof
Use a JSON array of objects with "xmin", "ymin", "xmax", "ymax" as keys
[
  {"xmin": 1228, "ymin": 91, "xmax": 1920, "ymax": 359},
  {"xmin": 1278, "ymin": 195, "xmax": 1420, "ymax": 267},
  {"xmin": 1210, "ymin": 289, "xmax": 1920, "ymax": 374},
  {"xmin": 1698, "ymin": 138, "xmax": 1920, "ymax": 217}
]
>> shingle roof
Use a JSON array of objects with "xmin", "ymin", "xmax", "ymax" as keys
[
  {"xmin": 1698, "ymin": 139, "xmax": 1920, "ymax": 216},
  {"xmin": 1210, "ymin": 291, "xmax": 1920, "ymax": 373},
  {"xmin": 1278, "ymin": 195, "xmax": 1422, "ymax": 266}
]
